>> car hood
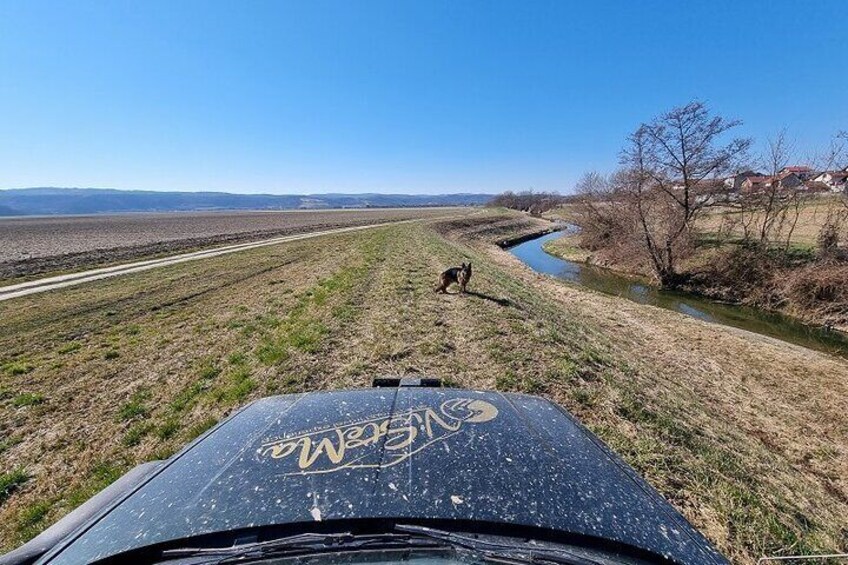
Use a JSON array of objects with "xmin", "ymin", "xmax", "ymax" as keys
[{"xmin": 42, "ymin": 388, "xmax": 727, "ymax": 564}]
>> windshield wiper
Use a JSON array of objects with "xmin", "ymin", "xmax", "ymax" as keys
[
  {"xmin": 158, "ymin": 531, "xmax": 446, "ymax": 564},
  {"xmin": 394, "ymin": 524, "xmax": 606, "ymax": 565},
  {"xmin": 157, "ymin": 526, "xmax": 607, "ymax": 565}
]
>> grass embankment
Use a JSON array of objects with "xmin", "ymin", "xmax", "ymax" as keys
[{"xmin": 2, "ymin": 210, "xmax": 847, "ymax": 563}]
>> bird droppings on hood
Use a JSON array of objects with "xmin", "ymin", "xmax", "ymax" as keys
[
  {"xmin": 310, "ymin": 507, "xmax": 322, "ymax": 521},
  {"xmin": 42, "ymin": 389, "xmax": 729, "ymax": 565}
]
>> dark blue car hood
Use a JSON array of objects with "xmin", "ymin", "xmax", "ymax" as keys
[{"xmin": 40, "ymin": 388, "xmax": 727, "ymax": 564}]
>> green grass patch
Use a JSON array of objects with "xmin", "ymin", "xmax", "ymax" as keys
[
  {"xmin": 494, "ymin": 369, "xmax": 546, "ymax": 394},
  {"xmin": 257, "ymin": 314, "xmax": 281, "ymax": 329},
  {"xmin": 228, "ymin": 352, "xmax": 247, "ymax": 366},
  {"xmin": 15, "ymin": 501, "xmax": 50, "ymax": 541},
  {"xmin": 211, "ymin": 366, "xmax": 255, "ymax": 405},
  {"xmin": 0, "ymin": 468, "xmax": 29, "ymax": 505},
  {"xmin": 65, "ymin": 463, "xmax": 124, "ymax": 508},
  {"xmin": 12, "ymin": 392, "xmax": 45, "ymax": 408},
  {"xmin": 198, "ymin": 361, "xmax": 221, "ymax": 381},
  {"xmin": 156, "ymin": 417, "xmax": 180, "ymax": 441},
  {"xmin": 0, "ymin": 435, "xmax": 22, "ymax": 455},
  {"xmin": 122, "ymin": 422, "xmax": 154, "ymax": 447},
  {"xmin": 103, "ymin": 349, "xmax": 120, "ymax": 360},
  {"xmin": 286, "ymin": 320, "xmax": 327, "ymax": 352},
  {"xmin": 169, "ymin": 381, "xmax": 205, "ymax": 413},
  {"xmin": 185, "ymin": 416, "xmax": 219, "ymax": 441},
  {"xmin": 13, "ymin": 462, "xmax": 127, "ymax": 544},
  {"xmin": 117, "ymin": 390, "xmax": 151, "ymax": 421},
  {"xmin": 169, "ymin": 360, "xmax": 222, "ymax": 413},
  {"xmin": 256, "ymin": 338, "xmax": 289, "ymax": 366},
  {"xmin": 3, "ymin": 361, "xmax": 33, "ymax": 376},
  {"xmin": 57, "ymin": 341, "xmax": 82, "ymax": 354}
]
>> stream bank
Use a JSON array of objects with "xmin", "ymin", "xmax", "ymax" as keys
[{"xmin": 509, "ymin": 231, "xmax": 848, "ymax": 359}]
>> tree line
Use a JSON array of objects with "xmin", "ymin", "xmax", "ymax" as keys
[{"xmin": 487, "ymin": 190, "xmax": 572, "ymax": 216}]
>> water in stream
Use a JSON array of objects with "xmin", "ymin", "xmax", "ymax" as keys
[{"xmin": 509, "ymin": 231, "xmax": 848, "ymax": 359}]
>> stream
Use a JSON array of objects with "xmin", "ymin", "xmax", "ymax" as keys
[{"xmin": 509, "ymin": 231, "xmax": 848, "ymax": 359}]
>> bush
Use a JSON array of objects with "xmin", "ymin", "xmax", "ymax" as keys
[
  {"xmin": 780, "ymin": 262, "xmax": 848, "ymax": 326},
  {"xmin": 488, "ymin": 191, "xmax": 564, "ymax": 215},
  {"xmin": 688, "ymin": 245, "xmax": 780, "ymax": 304}
]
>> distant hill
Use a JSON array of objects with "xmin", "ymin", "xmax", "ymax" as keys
[{"xmin": 0, "ymin": 188, "xmax": 493, "ymax": 216}]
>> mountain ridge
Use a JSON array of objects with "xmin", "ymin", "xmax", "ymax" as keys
[{"xmin": 0, "ymin": 187, "xmax": 493, "ymax": 216}]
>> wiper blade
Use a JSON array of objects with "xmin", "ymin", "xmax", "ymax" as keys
[
  {"xmin": 160, "ymin": 531, "xmax": 445, "ymax": 564},
  {"xmin": 158, "ymin": 526, "xmax": 606, "ymax": 565},
  {"xmin": 395, "ymin": 524, "xmax": 605, "ymax": 565}
]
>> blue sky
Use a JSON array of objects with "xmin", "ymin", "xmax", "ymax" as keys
[{"xmin": 1, "ymin": 1, "xmax": 846, "ymax": 194}]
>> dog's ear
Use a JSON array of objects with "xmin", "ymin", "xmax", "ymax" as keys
[{"xmin": 461, "ymin": 262, "xmax": 466, "ymax": 268}]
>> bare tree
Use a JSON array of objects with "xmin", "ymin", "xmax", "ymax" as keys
[
  {"xmin": 813, "ymin": 130, "xmax": 848, "ymax": 256},
  {"xmin": 632, "ymin": 101, "xmax": 752, "ymax": 223},
  {"xmin": 618, "ymin": 101, "xmax": 751, "ymax": 285},
  {"xmin": 574, "ymin": 172, "xmax": 627, "ymax": 251},
  {"xmin": 736, "ymin": 129, "xmax": 805, "ymax": 250},
  {"xmin": 573, "ymin": 170, "xmax": 656, "ymax": 272},
  {"xmin": 819, "ymin": 130, "xmax": 848, "ymax": 172}
]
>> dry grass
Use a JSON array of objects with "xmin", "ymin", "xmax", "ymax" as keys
[
  {"xmin": 697, "ymin": 194, "xmax": 846, "ymax": 250},
  {"xmin": 1, "ymin": 209, "xmax": 847, "ymax": 563},
  {"xmin": 542, "ymin": 232, "xmax": 592, "ymax": 262}
]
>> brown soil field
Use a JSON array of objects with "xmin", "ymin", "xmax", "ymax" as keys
[
  {"xmin": 0, "ymin": 208, "xmax": 465, "ymax": 281},
  {"xmin": 1, "ymin": 210, "xmax": 847, "ymax": 563}
]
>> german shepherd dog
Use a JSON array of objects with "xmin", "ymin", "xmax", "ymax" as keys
[{"xmin": 435, "ymin": 262, "xmax": 472, "ymax": 294}]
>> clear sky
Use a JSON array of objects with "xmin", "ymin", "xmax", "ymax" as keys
[{"xmin": 1, "ymin": 0, "xmax": 846, "ymax": 195}]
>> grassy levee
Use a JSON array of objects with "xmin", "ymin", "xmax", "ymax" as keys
[{"xmin": 1, "ymin": 210, "xmax": 847, "ymax": 563}]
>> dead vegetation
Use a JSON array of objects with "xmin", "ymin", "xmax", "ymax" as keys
[
  {"xmin": 564, "ymin": 103, "xmax": 848, "ymax": 331},
  {"xmin": 1, "ymin": 209, "xmax": 847, "ymax": 563}
]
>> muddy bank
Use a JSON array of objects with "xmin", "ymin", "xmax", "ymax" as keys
[
  {"xmin": 495, "ymin": 226, "xmax": 561, "ymax": 248},
  {"xmin": 431, "ymin": 213, "xmax": 553, "ymax": 244}
]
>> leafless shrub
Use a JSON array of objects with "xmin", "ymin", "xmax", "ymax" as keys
[
  {"xmin": 687, "ymin": 245, "xmax": 781, "ymax": 305},
  {"xmin": 735, "ymin": 129, "xmax": 806, "ymax": 250},
  {"xmin": 817, "ymin": 207, "xmax": 848, "ymax": 259},
  {"xmin": 779, "ymin": 262, "xmax": 848, "ymax": 327}
]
